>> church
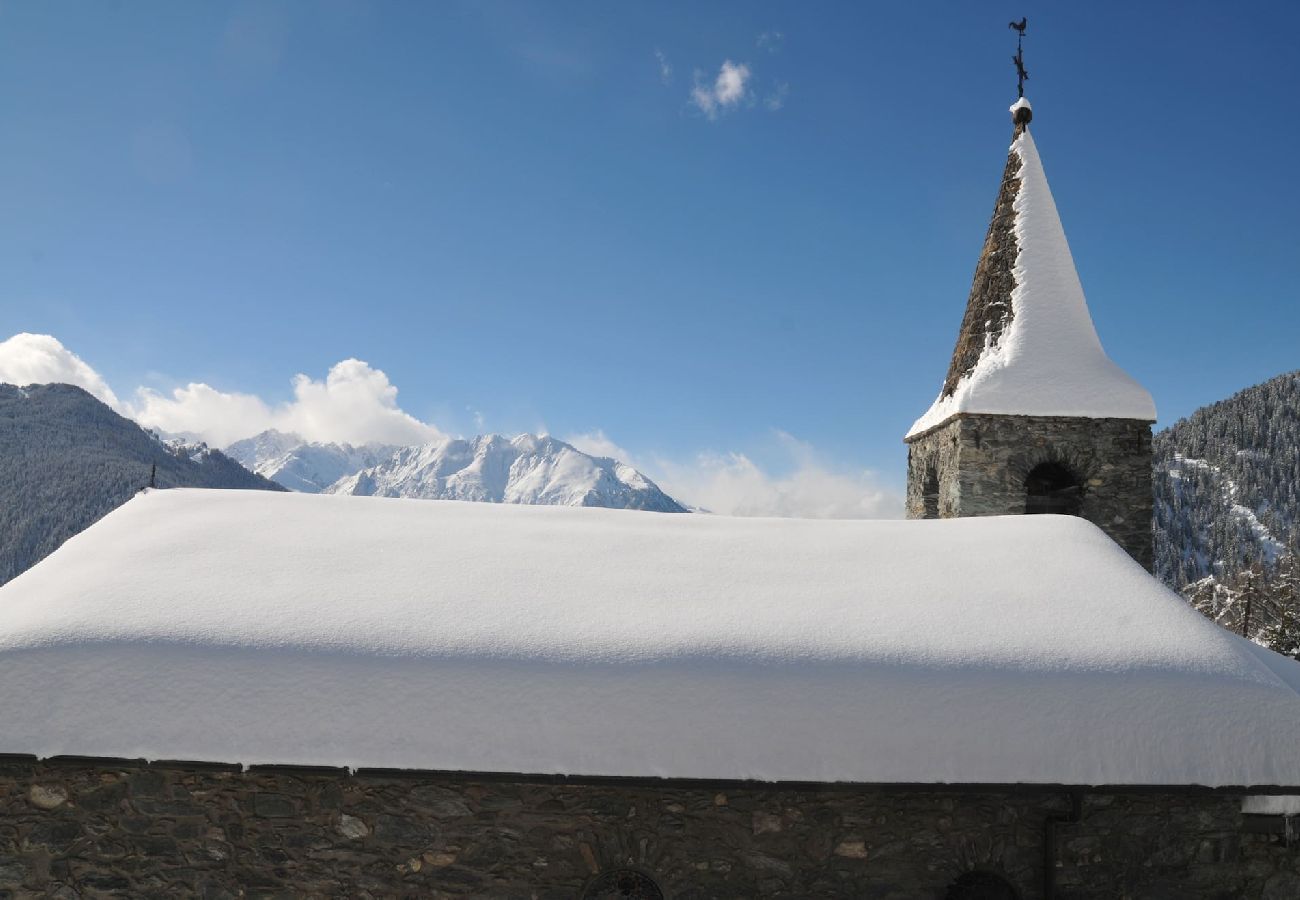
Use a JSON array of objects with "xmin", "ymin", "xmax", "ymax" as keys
[
  {"xmin": 903, "ymin": 97, "xmax": 1156, "ymax": 573},
  {"xmin": 2, "ymin": 93, "xmax": 1300, "ymax": 900}
]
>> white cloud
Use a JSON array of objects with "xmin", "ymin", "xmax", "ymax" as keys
[
  {"xmin": 756, "ymin": 31, "xmax": 785, "ymax": 53},
  {"xmin": 715, "ymin": 62, "xmax": 749, "ymax": 104},
  {"xmin": 568, "ymin": 427, "xmax": 903, "ymax": 519},
  {"xmin": 564, "ymin": 429, "xmax": 634, "ymax": 462},
  {"xmin": 654, "ymin": 48, "xmax": 673, "ymax": 85},
  {"xmin": 468, "ymin": 406, "xmax": 486, "ymax": 433},
  {"xmin": 133, "ymin": 358, "xmax": 442, "ymax": 448},
  {"xmin": 284, "ymin": 359, "xmax": 440, "ymax": 446},
  {"xmin": 131, "ymin": 382, "xmax": 274, "ymax": 446},
  {"xmin": 691, "ymin": 60, "xmax": 751, "ymax": 119},
  {"xmin": 657, "ymin": 441, "xmax": 902, "ymax": 519},
  {"xmin": 0, "ymin": 333, "xmax": 121, "ymax": 408},
  {"xmin": 765, "ymin": 82, "xmax": 790, "ymax": 111}
]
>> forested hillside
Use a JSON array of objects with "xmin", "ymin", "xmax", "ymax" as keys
[
  {"xmin": 0, "ymin": 383, "xmax": 283, "ymax": 587},
  {"xmin": 1153, "ymin": 370, "xmax": 1300, "ymax": 650}
]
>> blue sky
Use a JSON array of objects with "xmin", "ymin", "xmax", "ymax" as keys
[{"xmin": 2, "ymin": 2, "xmax": 1298, "ymax": 512}]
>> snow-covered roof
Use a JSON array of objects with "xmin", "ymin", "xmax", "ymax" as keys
[
  {"xmin": 3, "ymin": 489, "xmax": 1299, "ymax": 787},
  {"xmin": 907, "ymin": 100, "xmax": 1155, "ymax": 439}
]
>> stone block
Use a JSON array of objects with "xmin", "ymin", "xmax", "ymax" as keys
[{"xmin": 252, "ymin": 794, "xmax": 298, "ymax": 818}]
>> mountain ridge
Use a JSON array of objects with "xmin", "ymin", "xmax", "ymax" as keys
[
  {"xmin": 226, "ymin": 430, "xmax": 399, "ymax": 494},
  {"xmin": 229, "ymin": 430, "xmax": 688, "ymax": 513}
]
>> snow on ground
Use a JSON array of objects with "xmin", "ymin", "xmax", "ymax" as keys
[
  {"xmin": 1243, "ymin": 795, "xmax": 1300, "ymax": 815},
  {"xmin": 908, "ymin": 113, "xmax": 1156, "ymax": 438},
  {"xmin": 1, "ymin": 488, "xmax": 1299, "ymax": 786}
]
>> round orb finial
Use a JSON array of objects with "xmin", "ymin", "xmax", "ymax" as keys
[{"xmin": 1010, "ymin": 97, "xmax": 1033, "ymax": 128}]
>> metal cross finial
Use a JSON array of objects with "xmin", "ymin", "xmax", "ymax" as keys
[{"xmin": 1009, "ymin": 17, "xmax": 1028, "ymax": 98}]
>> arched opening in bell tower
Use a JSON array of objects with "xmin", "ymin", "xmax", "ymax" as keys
[{"xmin": 1024, "ymin": 462, "xmax": 1083, "ymax": 516}]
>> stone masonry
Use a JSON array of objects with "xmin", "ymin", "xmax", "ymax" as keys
[
  {"xmin": 906, "ymin": 414, "xmax": 1154, "ymax": 570},
  {"xmin": 941, "ymin": 146, "xmax": 1022, "ymax": 398},
  {"xmin": 2, "ymin": 757, "xmax": 1298, "ymax": 898}
]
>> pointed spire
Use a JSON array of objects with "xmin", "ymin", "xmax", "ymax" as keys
[{"xmin": 907, "ymin": 99, "xmax": 1155, "ymax": 439}]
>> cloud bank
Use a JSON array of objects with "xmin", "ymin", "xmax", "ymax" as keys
[
  {"xmin": 567, "ymin": 429, "xmax": 903, "ymax": 519},
  {"xmin": 132, "ymin": 359, "xmax": 442, "ymax": 448},
  {"xmin": 0, "ymin": 333, "xmax": 121, "ymax": 408},
  {"xmin": 563, "ymin": 429, "xmax": 634, "ymax": 463}
]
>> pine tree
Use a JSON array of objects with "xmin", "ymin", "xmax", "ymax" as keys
[{"xmin": 1262, "ymin": 546, "xmax": 1300, "ymax": 657}]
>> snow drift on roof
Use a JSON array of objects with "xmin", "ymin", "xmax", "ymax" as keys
[
  {"xmin": 2, "ymin": 489, "xmax": 1298, "ymax": 786},
  {"xmin": 907, "ymin": 111, "xmax": 1156, "ymax": 439}
]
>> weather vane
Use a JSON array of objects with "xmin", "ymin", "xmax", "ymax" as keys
[{"xmin": 1009, "ymin": 17, "xmax": 1028, "ymax": 98}]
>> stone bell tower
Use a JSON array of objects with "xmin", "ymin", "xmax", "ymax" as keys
[{"xmin": 904, "ymin": 96, "xmax": 1156, "ymax": 570}]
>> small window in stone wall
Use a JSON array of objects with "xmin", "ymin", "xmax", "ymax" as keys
[
  {"xmin": 923, "ymin": 468, "xmax": 941, "ymax": 519},
  {"xmin": 945, "ymin": 870, "xmax": 1019, "ymax": 900},
  {"xmin": 582, "ymin": 868, "xmax": 665, "ymax": 900},
  {"xmin": 1024, "ymin": 461, "xmax": 1083, "ymax": 516}
]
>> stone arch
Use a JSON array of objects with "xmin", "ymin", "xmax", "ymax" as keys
[
  {"xmin": 1024, "ymin": 460, "xmax": 1084, "ymax": 516},
  {"xmin": 945, "ymin": 869, "xmax": 1020, "ymax": 900},
  {"xmin": 582, "ymin": 867, "xmax": 665, "ymax": 899}
]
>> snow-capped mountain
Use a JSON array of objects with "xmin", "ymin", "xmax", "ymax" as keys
[
  {"xmin": 225, "ymin": 430, "xmax": 398, "ymax": 494},
  {"xmin": 227, "ymin": 430, "xmax": 687, "ymax": 513}
]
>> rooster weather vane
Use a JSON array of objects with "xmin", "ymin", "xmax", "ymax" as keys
[{"xmin": 1009, "ymin": 17, "xmax": 1028, "ymax": 98}]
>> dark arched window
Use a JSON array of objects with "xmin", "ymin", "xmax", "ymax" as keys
[
  {"xmin": 922, "ymin": 468, "xmax": 941, "ymax": 519},
  {"xmin": 946, "ymin": 870, "xmax": 1019, "ymax": 900},
  {"xmin": 1024, "ymin": 462, "xmax": 1083, "ymax": 516},
  {"xmin": 583, "ymin": 869, "xmax": 665, "ymax": 900}
]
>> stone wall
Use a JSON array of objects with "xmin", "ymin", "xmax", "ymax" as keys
[
  {"xmin": 2, "ymin": 757, "xmax": 1297, "ymax": 898},
  {"xmin": 906, "ymin": 414, "xmax": 1154, "ymax": 570},
  {"xmin": 941, "ymin": 145, "xmax": 1022, "ymax": 398}
]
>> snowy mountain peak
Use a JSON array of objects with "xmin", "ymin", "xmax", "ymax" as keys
[
  {"xmin": 227, "ymin": 429, "xmax": 303, "ymax": 459},
  {"xmin": 228, "ymin": 430, "xmax": 687, "ymax": 513},
  {"xmin": 225, "ymin": 431, "xmax": 400, "ymax": 494}
]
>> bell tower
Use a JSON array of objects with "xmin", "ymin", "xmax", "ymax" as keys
[{"xmin": 904, "ymin": 93, "xmax": 1156, "ymax": 570}]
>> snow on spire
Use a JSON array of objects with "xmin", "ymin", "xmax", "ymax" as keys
[
  {"xmin": 906, "ymin": 99, "xmax": 1155, "ymax": 439},
  {"xmin": 1010, "ymin": 96, "xmax": 1032, "ymax": 128}
]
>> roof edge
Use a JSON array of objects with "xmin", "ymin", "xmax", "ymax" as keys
[
  {"xmin": 5, "ymin": 754, "xmax": 1297, "ymax": 795},
  {"xmin": 904, "ymin": 410, "xmax": 1157, "ymax": 444}
]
